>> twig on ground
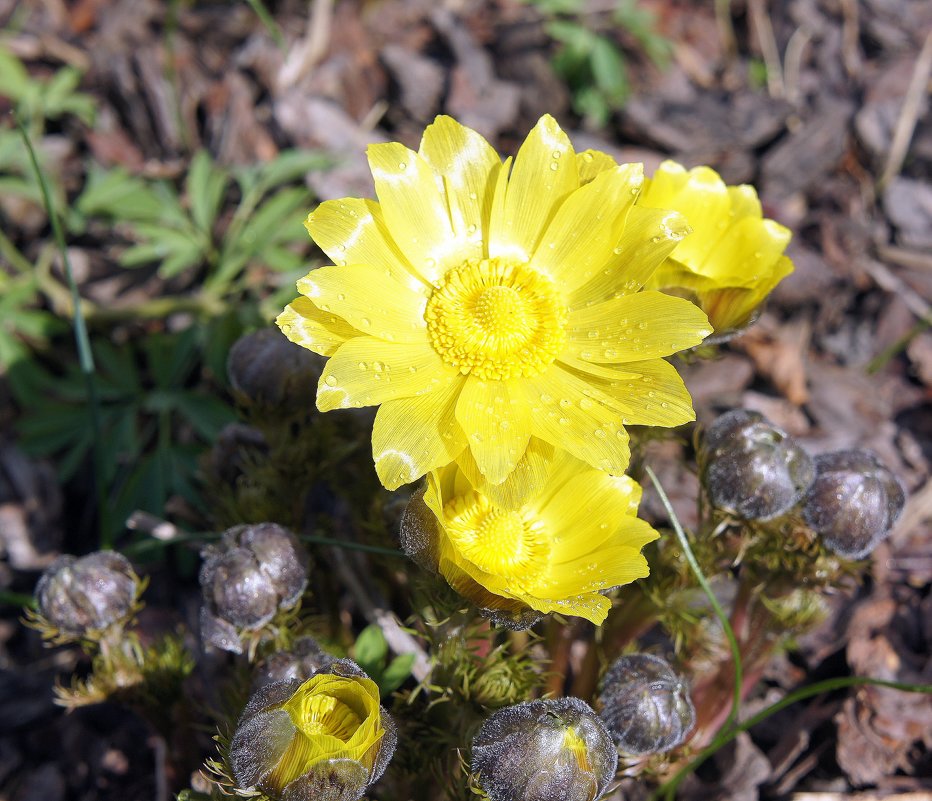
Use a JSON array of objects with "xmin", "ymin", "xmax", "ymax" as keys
[
  {"xmin": 278, "ymin": 0, "xmax": 335, "ymax": 90},
  {"xmin": 748, "ymin": 0, "xmax": 785, "ymax": 98},
  {"xmin": 839, "ymin": 0, "xmax": 862, "ymax": 78},
  {"xmin": 784, "ymin": 26, "xmax": 813, "ymax": 107},
  {"xmin": 879, "ymin": 31, "xmax": 932, "ymax": 188}
]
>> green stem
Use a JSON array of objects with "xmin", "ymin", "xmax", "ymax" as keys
[
  {"xmin": 653, "ymin": 676, "xmax": 932, "ymax": 801},
  {"xmin": 16, "ymin": 115, "xmax": 110, "ymax": 548},
  {"xmin": 245, "ymin": 0, "xmax": 286, "ymax": 49},
  {"xmin": 0, "ymin": 589, "xmax": 37, "ymax": 609},
  {"xmin": 645, "ymin": 466, "xmax": 743, "ymax": 734},
  {"xmin": 303, "ymin": 533, "xmax": 404, "ymax": 558}
]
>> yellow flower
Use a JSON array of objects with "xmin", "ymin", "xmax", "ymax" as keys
[
  {"xmin": 278, "ymin": 116, "xmax": 711, "ymax": 491},
  {"xmin": 404, "ymin": 451, "xmax": 659, "ymax": 626},
  {"xmin": 637, "ymin": 160, "xmax": 794, "ymax": 334},
  {"xmin": 230, "ymin": 670, "xmax": 396, "ymax": 801}
]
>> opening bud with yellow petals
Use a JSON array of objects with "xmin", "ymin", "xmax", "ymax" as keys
[
  {"xmin": 471, "ymin": 697, "xmax": 617, "ymax": 801},
  {"xmin": 230, "ymin": 661, "xmax": 396, "ymax": 801},
  {"xmin": 638, "ymin": 160, "xmax": 794, "ymax": 336},
  {"xmin": 401, "ymin": 448, "xmax": 659, "ymax": 627}
]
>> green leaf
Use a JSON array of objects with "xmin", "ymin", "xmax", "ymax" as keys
[
  {"xmin": 254, "ymin": 149, "xmax": 332, "ymax": 195},
  {"xmin": 76, "ymin": 166, "xmax": 165, "ymax": 223},
  {"xmin": 186, "ymin": 150, "xmax": 228, "ymax": 234},
  {"xmin": 590, "ymin": 36, "xmax": 629, "ymax": 104},
  {"xmin": 354, "ymin": 625, "xmax": 388, "ymax": 673},
  {"xmin": 172, "ymin": 391, "xmax": 237, "ymax": 440},
  {"xmin": 0, "ymin": 48, "xmax": 32, "ymax": 102},
  {"xmin": 379, "ymin": 652, "xmax": 415, "ymax": 694}
]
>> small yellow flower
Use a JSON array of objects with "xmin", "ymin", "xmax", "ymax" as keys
[
  {"xmin": 278, "ymin": 116, "xmax": 711, "ymax": 491},
  {"xmin": 637, "ymin": 160, "xmax": 794, "ymax": 334},
  {"xmin": 405, "ymin": 452, "xmax": 659, "ymax": 625},
  {"xmin": 230, "ymin": 670, "xmax": 395, "ymax": 801}
]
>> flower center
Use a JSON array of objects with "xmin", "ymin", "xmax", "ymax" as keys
[
  {"xmin": 443, "ymin": 491, "xmax": 549, "ymax": 578},
  {"xmin": 299, "ymin": 694, "xmax": 362, "ymax": 741},
  {"xmin": 425, "ymin": 259, "xmax": 567, "ymax": 380}
]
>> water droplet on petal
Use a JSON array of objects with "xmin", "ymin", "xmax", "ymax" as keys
[{"xmin": 324, "ymin": 375, "xmax": 338, "ymax": 387}]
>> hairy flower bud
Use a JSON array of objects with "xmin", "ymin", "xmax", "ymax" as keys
[
  {"xmin": 200, "ymin": 523, "xmax": 308, "ymax": 653},
  {"xmin": 228, "ymin": 328, "xmax": 324, "ymax": 414},
  {"xmin": 472, "ymin": 698, "xmax": 617, "ymax": 801},
  {"xmin": 230, "ymin": 662, "xmax": 396, "ymax": 801},
  {"xmin": 35, "ymin": 551, "xmax": 140, "ymax": 638},
  {"xmin": 597, "ymin": 653, "xmax": 695, "ymax": 756},
  {"xmin": 700, "ymin": 409, "xmax": 814, "ymax": 520},
  {"xmin": 803, "ymin": 450, "xmax": 906, "ymax": 559},
  {"xmin": 253, "ymin": 637, "xmax": 337, "ymax": 691}
]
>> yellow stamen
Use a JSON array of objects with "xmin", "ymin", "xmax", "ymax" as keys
[
  {"xmin": 442, "ymin": 491, "xmax": 550, "ymax": 578},
  {"xmin": 425, "ymin": 258, "xmax": 567, "ymax": 380}
]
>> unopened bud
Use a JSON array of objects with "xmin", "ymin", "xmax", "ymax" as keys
[
  {"xmin": 35, "ymin": 551, "xmax": 140, "ymax": 638},
  {"xmin": 253, "ymin": 636, "xmax": 336, "ymax": 691},
  {"xmin": 472, "ymin": 698, "xmax": 617, "ymax": 801},
  {"xmin": 227, "ymin": 328, "xmax": 323, "ymax": 414},
  {"xmin": 803, "ymin": 450, "xmax": 905, "ymax": 559},
  {"xmin": 200, "ymin": 523, "xmax": 308, "ymax": 652},
  {"xmin": 597, "ymin": 653, "xmax": 695, "ymax": 756},
  {"xmin": 701, "ymin": 409, "xmax": 814, "ymax": 520},
  {"xmin": 230, "ymin": 663, "xmax": 396, "ymax": 801}
]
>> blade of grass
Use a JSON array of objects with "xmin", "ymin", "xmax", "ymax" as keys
[
  {"xmin": 653, "ymin": 675, "xmax": 932, "ymax": 801},
  {"xmin": 245, "ymin": 0, "xmax": 286, "ymax": 50},
  {"xmin": 0, "ymin": 589, "xmax": 37, "ymax": 609},
  {"xmin": 644, "ymin": 466, "xmax": 744, "ymax": 737},
  {"xmin": 15, "ymin": 114, "xmax": 110, "ymax": 548}
]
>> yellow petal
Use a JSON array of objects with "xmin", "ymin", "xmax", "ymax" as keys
[
  {"xmin": 455, "ymin": 437, "xmax": 555, "ymax": 510},
  {"xmin": 576, "ymin": 149, "xmax": 617, "ymax": 185},
  {"xmin": 317, "ymin": 337, "xmax": 455, "ymax": 411},
  {"xmin": 367, "ymin": 142, "xmax": 455, "ymax": 283},
  {"xmin": 277, "ymin": 296, "xmax": 361, "ymax": 357},
  {"xmin": 521, "ymin": 365, "xmax": 631, "ymax": 474},
  {"xmin": 455, "ymin": 378, "xmax": 533, "ymax": 485},
  {"xmin": 530, "ymin": 164, "xmax": 643, "ymax": 295},
  {"xmin": 640, "ymin": 161, "xmax": 731, "ymax": 269},
  {"xmin": 565, "ymin": 290, "xmax": 711, "ymax": 363},
  {"xmin": 533, "ymin": 545, "xmax": 649, "ymax": 595},
  {"xmin": 418, "ymin": 116, "xmax": 502, "ymax": 262},
  {"xmin": 699, "ymin": 254, "xmax": 794, "ymax": 331},
  {"xmin": 372, "ymin": 375, "xmax": 468, "ymax": 489},
  {"xmin": 489, "ymin": 115, "xmax": 579, "ymax": 263},
  {"xmin": 297, "ymin": 264, "xmax": 428, "ymax": 344},
  {"xmin": 569, "ymin": 207, "xmax": 692, "ymax": 309},
  {"xmin": 525, "ymin": 592, "xmax": 610, "ymax": 624},
  {"xmin": 304, "ymin": 198, "xmax": 429, "ymax": 292},
  {"xmin": 535, "ymin": 472, "xmax": 658, "ymax": 561},
  {"xmin": 728, "ymin": 184, "xmax": 762, "ymax": 221},
  {"xmin": 559, "ymin": 357, "xmax": 696, "ymax": 427},
  {"xmin": 697, "ymin": 216, "xmax": 791, "ymax": 287}
]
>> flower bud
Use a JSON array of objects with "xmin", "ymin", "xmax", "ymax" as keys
[
  {"xmin": 803, "ymin": 450, "xmax": 905, "ymax": 559},
  {"xmin": 35, "ymin": 551, "xmax": 140, "ymax": 638},
  {"xmin": 200, "ymin": 523, "xmax": 308, "ymax": 652},
  {"xmin": 471, "ymin": 698, "xmax": 617, "ymax": 801},
  {"xmin": 230, "ymin": 663, "xmax": 396, "ymax": 801},
  {"xmin": 597, "ymin": 653, "xmax": 695, "ymax": 756},
  {"xmin": 253, "ymin": 637, "xmax": 337, "ymax": 691},
  {"xmin": 227, "ymin": 328, "xmax": 323, "ymax": 415},
  {"xmin": 700, "ymin": 409, "xmax": 814, "ymax": 520}
]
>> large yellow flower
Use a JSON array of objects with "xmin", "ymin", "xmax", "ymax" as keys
[
  {"xmin": 278, "ymin": 116, "xmax": 711, "ymax": 491},
  {"xmin": 403, "ymin": 452, "xmax": 659, "ymax": 626},
  {"xmin": 637, "ymin": 160, "xmax": 794, "ymax": 334}
]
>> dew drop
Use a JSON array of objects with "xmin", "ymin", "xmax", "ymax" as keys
[
  {"xmin": 357, "ymin": 361, "xmax": 368, "ymax": 370},
  {"xmin": 337, "ymin": 293, "xmax": 346, "ymax": 301},
  {"xmin": 551, "ymin": 150, "xmax": 562, "ymax": 159},
  {"xmin": 373, "ymin": 361, "xmax": 385, "ymax": 372},
  {"xmin": 637, "ymin": 321, "xmax": 647, "ymax": 330},
  {"xmin": 549, "ymin": 162, "xmax": 559, "ymax": 171},
  {"xmin": 587, "ymin": 330, "xmax": 599, "ymax": 339},
  {"xmin": 360, "ymin": 318, "xmax": 371, "ymax": 327},
  {"xmin": 559, "ymin": 417, "xmax": 570, "ymax": 425},
  {"xmin": 398, "ymin": 162, "xmax": 407, "ymax": 170},
  {"xmin": 540, "ymin": 393, "xmax": 554, "ymax": 403},
  {"xmin": 280, "ymin": 323, "xmax": 292, "ymax": 334},
  {"xmin": 559, "ymin": 398, "xmax": 572, "ymax": 409},
  {"xmin": 579, "ymin": 398, "xmax": 593, "ymax": 410},
  {"xmin": 324, "ymin": 375, "xmax": 337, "ymax": 387},
  {"xmin": 594, "ymin": 428, "xmax": 606, "ymax": 438}
]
